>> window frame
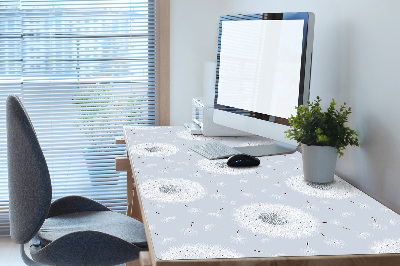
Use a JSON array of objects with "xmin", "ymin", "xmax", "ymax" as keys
[{"xmin": 156, "ymin": 0, "xmax": 170, "ymax": 126}]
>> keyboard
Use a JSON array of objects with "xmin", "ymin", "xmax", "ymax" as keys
[{"xmin": 190, "ymin": 142, "xmax": 242, "ymax": 159}]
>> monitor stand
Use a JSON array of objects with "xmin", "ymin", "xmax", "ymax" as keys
[{"xmin": 233, "ymin": 141, "xmax": 298, "ymax": 157}]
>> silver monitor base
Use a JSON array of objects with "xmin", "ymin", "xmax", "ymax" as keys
[{"xmin": 233, "ymin": 141, "xmax": 298, "ymax": 157}]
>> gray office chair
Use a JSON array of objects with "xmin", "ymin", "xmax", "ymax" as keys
[{"xmin": 6, "ymin": 94, "xmax": 147, "ymax": 265}]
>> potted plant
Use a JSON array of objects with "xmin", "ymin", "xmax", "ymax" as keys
[{"xmin": 285, "ymin": 96, "xmax": 359, "ymax": 183}]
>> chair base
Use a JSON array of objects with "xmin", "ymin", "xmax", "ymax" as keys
[{"xmin": 20, "ymin": 244, "xmax": 45, "ymax": 266}]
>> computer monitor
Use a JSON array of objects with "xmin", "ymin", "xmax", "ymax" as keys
[{"xmin": 213, "ymin": 12, "xmax": 315, "ymax": 156}]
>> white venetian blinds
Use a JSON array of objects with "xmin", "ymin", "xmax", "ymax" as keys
[{"xmin": 0, "ymin": 0, "xmax": 158, "ymax": 236}]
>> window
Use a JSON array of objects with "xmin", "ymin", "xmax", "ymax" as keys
[{"xmin": 0, "ymin": 0, "xmax": 169, "ymax": 236}]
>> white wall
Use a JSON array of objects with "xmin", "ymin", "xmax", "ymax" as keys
[
  {"xmin": 170, "ymin": 0, "xmax": 400, "ymax": 213},
  {"xmin": 170, "ymin": 0, "xmax": 228, "ymax": 125}
]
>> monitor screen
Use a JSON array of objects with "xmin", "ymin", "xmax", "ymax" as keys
[
  {"xmin": 217, "ymin": 19, "xmax": 304, "ymax": 119},
  {"xmin": 213, "ymin": 13, "xmax": 315, "ymax": 156}
]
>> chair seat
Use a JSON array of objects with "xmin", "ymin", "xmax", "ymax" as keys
[{"xmin": 37, "ymin": 211, "xmax": 147, "ymax": 248}]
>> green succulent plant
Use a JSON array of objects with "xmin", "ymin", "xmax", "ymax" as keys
[{"xmin": 285, "ymin": 96, "xmax": 359, "ymax": 157}]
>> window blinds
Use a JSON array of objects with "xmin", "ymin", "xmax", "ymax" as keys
[{"xmin": 0, "ymin": 0, "xmax": 158, "ymax": 236}]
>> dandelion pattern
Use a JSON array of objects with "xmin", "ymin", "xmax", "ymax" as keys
[
  {"xmin": 300, "ymin": 247, "xmax": 318, "ymax": 256},
  {"xmin": 233, "ymin": 203, "xmax": 319, "ymax": 239},
  {"xmin": 160, "ymin": 244, "xmax": 244, "ymax": 260},
  {"xmin": 370, "ymin": 238, "xmax": 400, "ymax": 253},
  {"xmin": 129, "ymin": 142, "xmax": 179, "ymax": 157},
  {"xmin": 324, "ymin": 238, "xmax": 347, "ymax": 248},
  {"xmin": 140, "ymin": 178, "xmax": 206, "ymax": 203},
  {"xmin": 123, "ymin": 126, "xmax": 400, "ymax": 260},
  {"xmin": 176, "ymin": 130, "xmax": 209, "ymax": 141}
]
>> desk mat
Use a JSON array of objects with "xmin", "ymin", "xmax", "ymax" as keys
[{"xmin": 124, "ymin": 126, "xmax": 400, "ymax": 260}]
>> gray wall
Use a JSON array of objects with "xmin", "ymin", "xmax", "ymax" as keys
[{"xmin": 170, "ymin": 0, "xmax": 400, "ymax": 213}]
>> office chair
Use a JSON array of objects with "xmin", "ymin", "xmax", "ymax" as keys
[{"xmin": 6, "ymin": 94, "xmax": 147, "ymax": 265}]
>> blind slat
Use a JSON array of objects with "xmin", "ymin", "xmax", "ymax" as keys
[{"xmin": 0, "ymin": 0, "xmax": 159, "ymax": 236}]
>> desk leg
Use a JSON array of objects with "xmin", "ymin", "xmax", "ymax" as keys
[
  {"xmin": 124, "ymin": 252, "xmax": 152, "ymax": 266},
  {"xmin": 115, "ymin": 155, "xmax": 143, "ymax": 222},
  {"xmin": 126, "ymin": 169, "xmax": 134, "ymax": 218},
  {"xmin": 125, "ymin": 172, "xmax": 148, "ymax": 266},
  {"xmin": 139, "ymin": 252, "xmax": 152, "ymax": 266},
  {"xmin": 128, "ymin": 169, "xmax": 143, "ymax": 223}
]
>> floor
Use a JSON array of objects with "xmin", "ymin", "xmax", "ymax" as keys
[
  {"xmin": 0, "ymin": 237, "xmax": 26, "ymax": 266},
  {"xmin": 0, "ymin": 237, "xmax": 140, "ymax": 266}
]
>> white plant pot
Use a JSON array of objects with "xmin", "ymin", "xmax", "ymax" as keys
[{"xmin": 301, "ymin": 144, "xmax": 338, "ymax": 183}]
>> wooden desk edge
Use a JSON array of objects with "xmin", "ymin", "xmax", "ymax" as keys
[
  {"xmin": 124, "ymin": 142, "xmax": 158, "ymax": 266},
  {"xmin": 116, "ymin": 136, "xmax": 126, "ymax": 144},
  {"xmin": 153, "ymin": 253, "xmax": 400, "ymax": 266}
]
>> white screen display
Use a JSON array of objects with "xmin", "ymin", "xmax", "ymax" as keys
[{"xmin": 217, "ymin": 20, "xmax": 304, "ymax": 118}]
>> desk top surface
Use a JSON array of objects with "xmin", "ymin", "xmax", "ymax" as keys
[{"xmin": 124, "ymin": 126, "xmax": 400, "ymax": 261}]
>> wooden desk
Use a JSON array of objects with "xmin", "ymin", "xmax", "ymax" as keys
[{"xmin": 119, "ymin": 126, "xmax": 400, "ymax": 266}]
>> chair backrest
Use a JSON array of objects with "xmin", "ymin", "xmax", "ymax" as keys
[{"xmin": 6, "ymin": 94, "xmax": 52, "ymax": 244}]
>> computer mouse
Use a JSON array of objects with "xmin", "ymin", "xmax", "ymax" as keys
[{"xmin": 227, "ymin": 154, "xmax": 260, "ymax": 167}]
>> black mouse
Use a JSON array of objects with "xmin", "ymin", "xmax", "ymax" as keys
[{"xmin": 227, "ymin": 154, "xmax": 260, "ymax": 167}]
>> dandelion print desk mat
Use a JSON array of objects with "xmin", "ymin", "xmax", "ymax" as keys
[{"xmin": 124, "ymin": 126, "xmax": 400, "ymax": 260}]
